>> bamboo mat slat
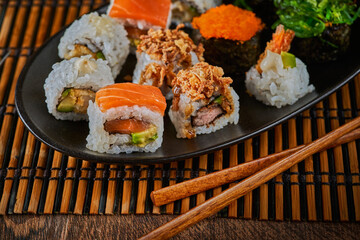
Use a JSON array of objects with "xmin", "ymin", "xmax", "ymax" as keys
[{"xmin": 0, "ymin": 0, "xmax": 359, "ymax": 222}]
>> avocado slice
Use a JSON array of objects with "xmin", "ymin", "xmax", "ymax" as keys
[
  {"xmin": 131, "ymin": 125, "xmax": 158, "ymax": 147},
  {"xmin": 57, "ymin": 95, "xmax": 76, "ymax": 112},
  {"xmin": 96, "ymin": 51, "xmax": 106, "ymax": 60},
  {"xmin": 281, "ymin": 51, "xmax": 296, "ymax": 69},
  {"xmin": 213, "ymin": 96, "xmax": 223, "ymax": 105}
]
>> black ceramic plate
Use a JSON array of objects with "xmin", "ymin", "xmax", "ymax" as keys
[{"xmin": 15, "ymin": 7, "xmax": 360, "ymax": 164}]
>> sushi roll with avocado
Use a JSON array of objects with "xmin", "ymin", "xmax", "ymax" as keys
[
  {"xmin": 274, "ymin": 0, "xmax": 360, "ymax": 63},
  {"xmin": 192, "ymin": 4, "xmax": 264, "ymax": 75},
  {"xmin": 171, "ymin": 0, "xmax": 222, "ymax": 23},
  {"xmin": 58, "ymin": 12, "xmax": 130, "ymax": 78},
  {"xmin": 86, "ymin": 83, "xmax": 167, "ymax": 154},
  {"xmin": 245, "ymin": 25, "xmax": 315, "ymax": 108},
  {"xmin": 132, "ymin": 25, "xmax": 204, "ymax": 99},
  {"xmin": 107, "ymin": 0, "xmax": 172, "ymax": 47},
  {"xmin": 44, "ymin": 55, "xmax": 114, "ymax": 121},
  {"xmin": 169, "ymin": 62, "xmax": 239, "ymax": 139}
]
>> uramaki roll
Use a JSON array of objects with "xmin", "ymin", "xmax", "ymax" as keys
[
  {"xmin": 44, "ymin": 55, "xmax": 114, "ymax": 121},
  {"xmin": 169, "ymin": 62, "xmax": 239, "ymax": 139},
  {"xmin": 132, "ymin": 25, "xmax": 204, "ymax": 99},
  {"xmin": 86, "ymin": 83, "xmax": 167, "ymax": 154}
]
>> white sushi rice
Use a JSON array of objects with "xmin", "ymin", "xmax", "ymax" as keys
[
  {"xmin": 44, "ymin": 56, "xmax": 114, "ymax": 121},
  {"xmin": 245, "ymin": 50, "xmax": 315, "ymax": 108},
  {"xmin": 86, "ymin": 103, "xmax": 164, "ymax": 154},
  {"xmin": 169, "ymin": 88, "xmax": 239, "ymax": 138},
  {"xmin": 58, "ymin": 12, "xmax": 130, "ymax": 78},
  {"xmin": 132, "ymin": 51, "xmax": 200, "ymax": 99}
]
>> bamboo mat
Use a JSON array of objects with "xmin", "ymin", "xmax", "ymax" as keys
[{"xmin": 0, "ymin": 0, "xmax": 359, "ymax": 222}]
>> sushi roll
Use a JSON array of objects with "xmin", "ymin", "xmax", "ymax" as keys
[
  {"xmin": 86, "ymin": 83, "xmax": 167, "ymax": 154},
  {"xmin": 58, "ymin": 12, "xmax": 130, "ymax": 78},
  {"xmin": 245, "ymin": 25, "xmax": 315, "ymax": 108},
  {"xmin": 132, "ymin": 25, "xmax": 204, "ymax": 99},
  {"xmin": 169, "ymin": 62, "xmax": 239, "ymax": 139},
  {"xmin": 171, "ymin": 0, "xmax": 221, "ymax": 23},
  {"xmin": 274, "ymin": 0, "xmax": 359, "ymax": 63},
  {"xmin": 107, "ymin": 0, "xmax": 172, "ymax": 47},
  {"xmin": 44, "ymin": 55, "xmax": 114, "ymax": 121},
  {"xmin": 192, "ymin": 4, "xmax": 264, "ymax": 75}
]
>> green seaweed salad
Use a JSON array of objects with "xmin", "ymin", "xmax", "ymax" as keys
[{"xmin": 274, "ymin": 0, "xmax": 360, "ymax": 38}]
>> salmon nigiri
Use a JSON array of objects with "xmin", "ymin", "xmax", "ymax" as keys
[
  {"xmin": 87, "ymin": 83, "xmax": 167, "ymax": 154},
  {"xmin": 96, "ymin": 83, "xmax": 166, "ymax": 115}
]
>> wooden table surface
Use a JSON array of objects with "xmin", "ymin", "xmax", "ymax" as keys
[{"xmin": 1, "ymin": 215, "xmax": 360, "ymax": 239}]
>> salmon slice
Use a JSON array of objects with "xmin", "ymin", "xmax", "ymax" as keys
[
  {"xmin": 96, "ymin": 83, "xmax": 167, "ymax": 116},
  {"xmin": 104, "ymin": 119, "xmax": 150, "ymax": 134},
  {"xmin": 107, "ymin": 0, "xmax": 171, "ymax": 28}
]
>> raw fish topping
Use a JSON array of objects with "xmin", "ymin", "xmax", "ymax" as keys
[
  {"xmin": 107, "ymin": 0, "xmax": 171, "ymax": 28},
  {"xmin": 95, "ymin": 83, "xmax": 167, "ymax": 116}
]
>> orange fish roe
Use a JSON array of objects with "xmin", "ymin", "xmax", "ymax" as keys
[{"xmin": 192, "ymin": 5, "xmax": 264, "ymax": 42}]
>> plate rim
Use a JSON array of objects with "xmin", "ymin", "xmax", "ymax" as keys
[{"xmin": 15, "ymin": 6, "xmax": 360, "ymax": 165}]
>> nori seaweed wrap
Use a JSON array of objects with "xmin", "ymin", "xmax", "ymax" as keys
[
  {"xmin": 291, "ymin": 24, "xmax": 351, "ymax": 63},
  {"xmin": 201, "ymin": 33, "xmax": 262, "ymax": 75},
  {"xmin": 192, "ymin": 5, "xmax": 264, "ymax": 75}
]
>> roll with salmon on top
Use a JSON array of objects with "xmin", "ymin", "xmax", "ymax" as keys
[
  {"xmin": 86, "ymin": 83, "xmax": 167, "ymax": 154},
  {"xmin": 132, "ymin": 25, "xmax": 204, "ymax": 99},
  {"xmin": 107, "ymin": 0, "xmax": 172, "ymax": 47},
  {"xmin": 169, "ymin": 62, "xmax": 239, "ymax": 139}
]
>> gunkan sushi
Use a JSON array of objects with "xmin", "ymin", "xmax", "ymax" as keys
[
  {"xmin": 192, "ymin": 4, "xmax": 264, "ymax": 75},
  {"xmin": 58, "ymin": 12, "xmax": 130, "ymax": 78},
  {"xmin": 169, "ymin": 62, "xmax": 239, "ymax": 139},
  {"xmin": 132, "ymin": 25, "xmax": 204, "ymax": 99},
  {"xmin": 44, "ymin": 55, "xmax": 114, "ymax": 121},
  {"xmin": 274, "ymin": 0, "xmax": 359, "ymax": 63},
  {"xmin": 245, "ymin": 25, "xmax": 315, "ymax": 108},
  {"xmin": 86, "ymin": 83, "xmax": 167, "ymax": 153}
]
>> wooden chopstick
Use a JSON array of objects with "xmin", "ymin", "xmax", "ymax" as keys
[
  {"xmin": 140, "ymin": 116, "xmax": 360, "ymax": 240},
  {"xmin": 151, "ymin": 128, "xmax": 360, "ymax": 207}
]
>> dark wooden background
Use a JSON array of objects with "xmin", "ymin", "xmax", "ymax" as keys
[{"xmin": 1, "ymin": 215, "xmax": 360, "ymax": 239}]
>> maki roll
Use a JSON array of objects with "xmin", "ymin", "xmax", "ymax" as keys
[
  {"xmin": 192, "ymin": 4, "xmax": 264, "ymax": 75},
  {"xmin": 86, "ymin": 83, "xmax": 167, "ymax": 154},
  {"xmin": 58, "ymin": 12, "xmax": 130, "ymax": 78},
  {"xmin": 132, "ymin": 25, "xmax": 204, "ymax": 99},
  {"xmin": 107, "ymin": 0, "xmax": 172, "ymax": 47},
  {"xmin": 169, "ymin": 62, "xmax": 239, "ymax": 139},
  {"xmin": 245, "ymin": 25, "xmax": 315, "ymax": 108},
  {"xmin": 44, "ymin": 55, "xmax": 114, "ymax": 121},
  {"xmin": 274, "ymin": 0, "xmax": 360, "ymax": 63},
  {"xmin": 171, "ymin": 0, "xmax": 221, "ymax": 23}
]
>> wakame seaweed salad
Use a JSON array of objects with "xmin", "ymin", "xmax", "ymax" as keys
[{"xmin": 274, "ymin": 0, "xmax": 360, "ymax": 63}]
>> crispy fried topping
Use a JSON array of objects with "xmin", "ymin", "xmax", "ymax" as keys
[
  {"xmin": 139, "ymin": 62, "xmax": 177, "ymax": 88},
  {"xmin": 172, "ymin": 62, "xmax": 232, "ymax": 100},
  {"xmin": 137, "ymin": 24, "xmax": 204, "ymax": 66}
]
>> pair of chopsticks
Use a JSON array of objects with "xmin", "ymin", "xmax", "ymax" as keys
[{"xmin": 140, "ymin": 116, "xmax": 360, "ymax": 240}]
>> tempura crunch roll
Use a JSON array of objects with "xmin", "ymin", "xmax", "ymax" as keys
[
  {"xmin": 169, "ymin": 62, "xmax": 239, "ymax": 139},
  {"xmin": 86, "ymin": 83, "xmax": 167, "ymax": 154},
  {"xmin": 132, "ymin": 25, "xmax": 204, "ymax": 99}
]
